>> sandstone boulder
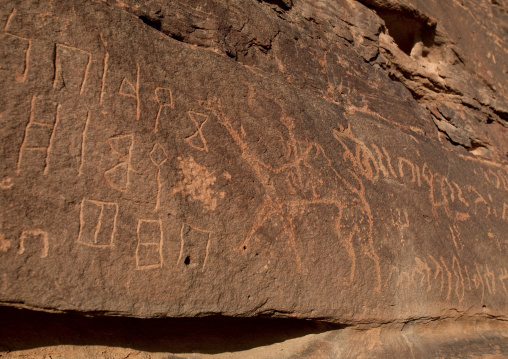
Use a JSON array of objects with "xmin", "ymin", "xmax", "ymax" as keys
[{"xmin": 0, "ymin": 0, "xmax": 507, "ymax": 356}]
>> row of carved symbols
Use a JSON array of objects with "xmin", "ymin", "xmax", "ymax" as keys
[
  {"xmin": 136, "ymin": 220, "xmax": 211, "ymax": 271},
  {"xmin": 76, "ymin": 198, "xmax": 211, "ymax": 271},
  {"xmin": 15, "ymin": 106, "xmax": 210, "ymax": 192},
  {"xmin": 5, "ymin": 8, "xmax": 176, "ymax": 131},
  {"xmin": 332, "ymin": 124, "xmax": 508, "ymax": 225}
]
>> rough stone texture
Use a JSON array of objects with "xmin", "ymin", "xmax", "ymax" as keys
[{"xmin": 0, "ymin": 0, "xmax": 507, "ymax": 356}]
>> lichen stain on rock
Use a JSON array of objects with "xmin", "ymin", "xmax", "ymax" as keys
[{"xmin": 172, "ymin": 156, "xmax": 225, "ymax": 212}]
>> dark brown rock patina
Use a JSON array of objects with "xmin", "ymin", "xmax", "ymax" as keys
[{"xmin": 0, "ymin": 0, "xmax": 507, "ymax": 357}]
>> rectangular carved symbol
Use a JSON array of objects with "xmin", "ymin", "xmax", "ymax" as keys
[
  {"xmin": 18, "ymin": 229, "xmax": 49, "ymax": 258},
  {"xmin": 17, "ymin": 96, "xmax": 60, "ymax": 174},
  {"xmin": 53, "ymin": 43, "xmax": 91, "ymax": 94},
  {"xmin": 77, "ymin": 199, "xmax": 118, "ymax": 247},
  {"xmin": 2, "ymin": 8, "xmax": 31, "ymax": 82},
  {"xmin": 136, "ymin": 219, "xmax": 163, "ymax": 270},
  {"xmin": 177, "ymin": 223, "xmax": 211, "ymax": 272}
]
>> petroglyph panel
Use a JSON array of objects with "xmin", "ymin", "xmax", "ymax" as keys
[{"xmin": 0, "ymin": 0, "xmax": 507, "ymax": 325}]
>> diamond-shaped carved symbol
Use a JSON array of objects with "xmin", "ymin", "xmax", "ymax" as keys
[{"xmin": 150, "ymin": 143, "xmax": 168, "ymax": 167}]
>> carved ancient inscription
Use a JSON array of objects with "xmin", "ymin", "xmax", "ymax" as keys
[
  {"xmin": 53, "ymin": 43, "xmax": 92, "ymax": 94},
  {"xmin": 136, "ymin": 219, "xmax": 163, "ymax": 270},
  {"xmin": 332, "ymin": 122, "xmax": 508, "ymax": 299},
  {"xmin": 391, "ymin": 255, "xmax": 508, "ymax": 304},
  {"xmin": 184, "ymin": 111, "xmax": 209, "ymax": 152},
  {"xmin": 204, "ymin": 99, "xmax": 381, "ymax": 290},
  {"xmin": 118, "ymin": 64, "xmax": 140, "ymax": 121},
  {"xmin": 18, "ymin": 229, "xmax": 49, "ymax": 258},
  {"xmin": 149, "ymin": 143, "xmax": 168, "ymax": 211},
  {"xmin": 77, "ymin": 199, "xmax": 118, "ymax": 247},
  {"xmin": 16, "ymin": 96, "xmax": 60, "ymax": 174},
  {"xmin": 154, "ymin": 87, "xmax": 174, "ymax": 133},
  {"xmin": 104, "ymin": 134, "xmax": 135, "ymax": 192},
  {"xmin": 177, "ymin": 223, "xmax": 212, "ymax": 272},
  {"xmin": 2, "ymin": 8, "xmax": 31, "ymax": 82}
]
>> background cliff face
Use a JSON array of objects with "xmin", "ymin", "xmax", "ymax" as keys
[{"xmin": 0, "ymin": 0, "xmax": 507, "ymax": 357}]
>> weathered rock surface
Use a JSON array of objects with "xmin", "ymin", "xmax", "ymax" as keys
[{"xmin": 1, "ymin": 0, "xmax": 507, "ymax": 356}]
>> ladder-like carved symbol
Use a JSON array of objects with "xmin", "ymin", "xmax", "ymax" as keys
[
  {"xmin": 3, "ymin": 8, "xmax": 31, "ymax": 82},
  {"xmin": 16, "ymin": 95, "xmax": 61, "ymax": 174},
  {"xmin": 118, "ymin": 63, "xmax": 140, "ymax": 121},
  {"xmin": 154, "ymin": 87, "xmax": 174, "ymax": 133},
  {"xmin": 53, "ymin": 43, "xmax": 92, "ymax": 95},
  {"xmin": 184, "ymin": 111, "xmax": 209, "ymax": 152},
  {"xmin": 177, "ymin": 223, "xmax": 212, "ymax": 272},
  {"xmin": 104, "ymin": 134, "xmax": 134, "ymax": 192},
  {"xmin": 77, "ymin": 198, "xmax": 118, "ymax": 247},
  {"xmin": 150, "ymin": 143, "xmax": 168, "ymax": 211},
  {"xmin": 136, "ymin": 219, "xmax": 163, "ymax": 270},
  {"xmin": 18, "ymin": 229, "xmax": 49, "ymax": 258}
]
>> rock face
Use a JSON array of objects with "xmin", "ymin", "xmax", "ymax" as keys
[{"xmin": 1, "ymin": 0, "xmax": 508, "ymax": 356}]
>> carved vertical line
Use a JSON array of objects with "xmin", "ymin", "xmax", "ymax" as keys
[
  {"xmin": 177, "ymin": 223, "xmax": 185, "ymax": 265},
  {"xmin": 77, "ymin": 198, "xmax": 85, "ymax": 243},
  {"xmin": 16, "ymin": 38, "xmax": 30, "ymax": 83},
  {"xmin": 78, "ymin": 111, "xmax": 91, "ymax": 175},
  {"xmin": 155, "ymin": 167, "xmax": 162, "ymax": 210},
  {"xmin": 158, "ymin": 220, "xmax": 164, "ymax": 268},
  {"xmin": 44, "ymin": 103, "xmax": 61, "ymax": 175},
  {"xmin": 382, "ymin": 147, "xmax": 398, "ymax": 178},
  {"xmin": 52, "ymin": 44, "xmax": 58, "ymax": 88},
  {"xmin": 440, "ymin": 257, "xmax": 452, "ymax": 301},
  {"xmin": 135, "ymin": 220, "xmax": 141, "ymax": 268},
  {"xmin": 16, "ymin": 95, "xmax": 37, "ymax": 173},
  {"xmin": 41, "ymin": 232, "xmax": 49, "ymax": 258},
  {"xmin": 202, "ymin": 232, "xmax": 211, "ymax": 272},
  {"xmin": 80, "ymin": 52, "xmax": 92, "ymax": 95},
  {"xmin": 94, "ymin": 204, "xmax": 105, "ymax": 245},
  {"xmin": 100, "ymin": 52, "xmax": 109, "ymax": 104},
  {"xmin": 154, "ymin": 105, "xmax": 162, "ymax": 133},
  {"xmin": 135, "ymin": 63, "xmax": 140, "ymax": 121}
]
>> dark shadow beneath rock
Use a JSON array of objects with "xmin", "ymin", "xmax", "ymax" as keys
[{"xmin": 0, "ymin": 306, "xmax": 343, "ymax": 354}]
